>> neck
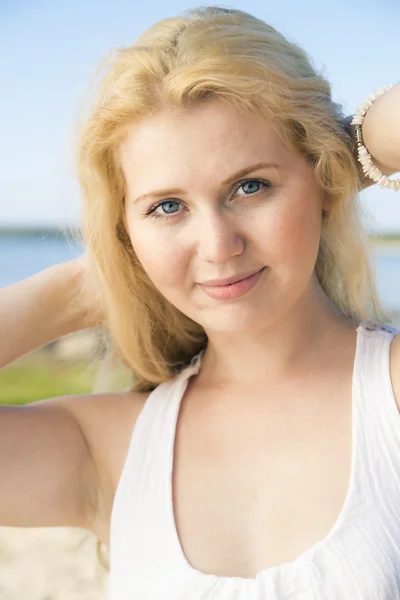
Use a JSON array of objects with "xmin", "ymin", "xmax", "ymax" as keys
[{"xmin": 198, "ymin": 275, "xmax": 358, "ymax": 390}]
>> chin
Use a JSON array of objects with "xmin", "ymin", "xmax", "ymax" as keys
[{"xmin": 196, "ymin": 306, "xmax": 272, "ymax": 334}]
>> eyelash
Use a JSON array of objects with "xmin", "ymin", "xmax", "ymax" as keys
[{"xmin": 144, "ymin": 178, "xmax": 272, "ymax": 221}]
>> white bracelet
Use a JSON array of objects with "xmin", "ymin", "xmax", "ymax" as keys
[{"xmin": 351, "ymin": 84, "xmax": 400, "ymax": 191}]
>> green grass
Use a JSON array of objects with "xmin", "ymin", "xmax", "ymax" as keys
[{"xmin": 0, "ymin": 358, "xmax": 99, "ymax": 405}]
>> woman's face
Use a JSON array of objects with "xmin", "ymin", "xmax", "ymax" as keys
[{"xmin": 120, "ymin": 98, "xmax": 327, "ymax": 333}]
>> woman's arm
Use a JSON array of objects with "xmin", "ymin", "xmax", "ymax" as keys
[
  {"xmin": 0, "ymin": 261, "xmax": 87, "ymax": 369},
  {"xmin": 343, "ymin": 81, "xmax": 400, "ymax": 190}
]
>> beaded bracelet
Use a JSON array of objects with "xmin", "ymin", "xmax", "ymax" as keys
[{"xmin": 351, "ymin": 84, "xmax": 399, "ymax": 191}]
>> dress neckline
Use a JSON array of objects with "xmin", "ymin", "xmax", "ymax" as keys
[{"xmin": 165, "ymin": 320, "xmax": 374, "ymax": 583}]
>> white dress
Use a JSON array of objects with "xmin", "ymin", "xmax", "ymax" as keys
[{"xmin": 108, "ymin": 321, "xmax": 400, "ymax": 599}]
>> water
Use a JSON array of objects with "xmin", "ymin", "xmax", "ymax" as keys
[
  {"xmin": 1, "ymin": 232, "xmax": 400, "ymax": 312},
  {"xmin": 0, "ymin": 232, "xmax": 84, "ymax": 288},
  {"xmin": 373, "ymin": 246, "xmax": 400, "ymax": 312}
]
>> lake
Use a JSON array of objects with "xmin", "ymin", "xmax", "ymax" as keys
[{"xmin": 1, "ymin": 232, "xmax": 400, "ymax": 314}]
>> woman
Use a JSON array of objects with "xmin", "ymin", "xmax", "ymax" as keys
[{"xmin": 1, "ymin": 6, "xmax": 400, "ymax": 599}]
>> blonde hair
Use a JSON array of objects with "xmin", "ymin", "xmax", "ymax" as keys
[
  {"xmin": 71, "ymin": 4, "xmax": 390, "ymax": 575},
  {"xmin": 74, "ymin": 5, "xmax": 388, "ymax": 396}
]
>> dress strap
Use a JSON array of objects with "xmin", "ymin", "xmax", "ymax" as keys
[
  {"xmin": 109, "ymin": 349, "xmax": 206, "ymax": 577},
  {"xmin": 352, "ymin": 321, "xmax": 400, "ymax": 502},
  {"xmin": 355, "ymin": 321, "xmax": 399, "ymax": 429}
]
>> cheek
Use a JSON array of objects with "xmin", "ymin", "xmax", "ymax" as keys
[
  {"xmin": 127, "ymin": 221, "xmax": 188, "ymax": 289},
  {"xmin": 260, "ymin": 191, "xmax": 322, "ymax": 266}
]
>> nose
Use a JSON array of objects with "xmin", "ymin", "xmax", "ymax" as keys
[{"xmin": 195, "ymin": 209, "xmax": 245, "ymax": 264}]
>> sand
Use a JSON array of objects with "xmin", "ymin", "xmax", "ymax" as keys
[{"xmin": 0, "ymin": 527, "xmax": 109, "ymax": 600}]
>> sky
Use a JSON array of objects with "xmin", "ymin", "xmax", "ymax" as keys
[{"xmin": 0, "ymin": 0, "xmax": 399, "ymax": 232}]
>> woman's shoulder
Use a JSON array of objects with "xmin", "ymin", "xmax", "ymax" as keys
[
  {"xmin": 85, "ymin": 389, "xmax": 150, "ymax": 481},
  {"xmin": 72, "ymin": 389, "xmax": 150, "ymax": 545}
]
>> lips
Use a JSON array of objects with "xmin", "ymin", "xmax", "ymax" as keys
[
  {"xmin": 199, "ymin": 267, "xmax": 266, "ymax": 300},
  {"xmin": 199, "ymin": 268, "xmax": 265, "ymax": 287}
]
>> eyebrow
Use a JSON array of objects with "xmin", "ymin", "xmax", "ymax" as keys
[{"xmin": 131, "ymin": 161, "xmax": 281, "ymax": 205}]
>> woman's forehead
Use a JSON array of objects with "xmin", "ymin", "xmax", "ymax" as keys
[{"xmin": 119, "ymin": 100, "xmax": 293, "ymax": 174}]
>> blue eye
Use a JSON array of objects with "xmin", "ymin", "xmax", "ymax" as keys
[
  {"xmin": 145, "ymin": 199, "xmax": 181, "ymax": 220},
  {"xmin": 154, "ymin": 200, "xmax": 180, "ymax": 216},
  {"xmin": 145, "ymin": 177, "xmax": 271, "ymax": 221},
  {"xmin": 238, "ymin": 180, "xmax": 264, "ymax": 195}
]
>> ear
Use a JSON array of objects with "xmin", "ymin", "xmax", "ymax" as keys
[{"xmin": 321, "ymin": 191, "xmax": 333, "ymax": 219}]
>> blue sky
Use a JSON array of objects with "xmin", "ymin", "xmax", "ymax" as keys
[{"xmin": 0, "ymin": 0, "xmax": 399, "ymax": 231}]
